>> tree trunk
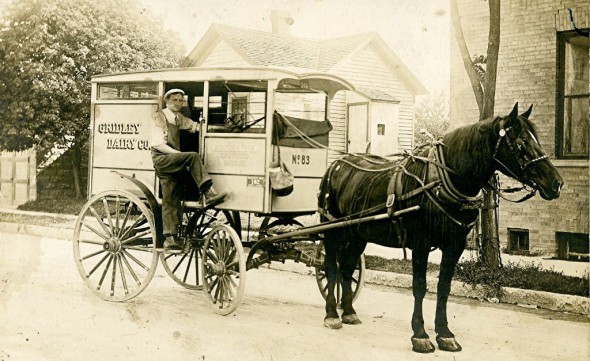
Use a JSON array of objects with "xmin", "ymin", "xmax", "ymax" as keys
[
  {"xmin": 452, "ymin": 0, "xmax": 502, "ymax": 269},
  {"xmin": 71, "ymin": 143, "xmax": 82, "ymax": 198}
]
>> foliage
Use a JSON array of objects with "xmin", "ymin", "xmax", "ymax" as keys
[
  {"xmin": 365, "ymin": 255, "xmax": 440, "ymax": 274},
  {"xmin": 365, "ymin": 255, "xmax": 589, "ymax": 298},
  {"xmin": 413, "ymin": 93, "xmax": 450, "ymax": 146},
  {"xmin": 455, "ymin": 259, "xmax": 589, "ymax": 298},
  {"xmin": 472, "ymin": 54, "xmax": 487, "ymax": 83},
  {"xmin": 0, "ymin": 0, "xmax": 185, "ymax": 162},
  {"xmin": 17, "ymin": 196, "xmax": 86, "ymax": 215}
]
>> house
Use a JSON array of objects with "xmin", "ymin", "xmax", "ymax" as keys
[
  {"xmin": 182, "ymin": 14, "xmax": 426, "ymax": 162},
  {"xmin": 451, "ymin": 0, "xmax": 589, "ymax": 259}
]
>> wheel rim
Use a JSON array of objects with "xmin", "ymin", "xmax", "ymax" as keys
[
  {"xmin": 160, "ymin": 209, "xmax": 234, "ymax": 290},
  {"xmin": 314, "ymin": 241, "xmax": 365, "ymax": 305},
  {"xmin": 73, "ymin": 190, "xmax": 158, "ymax": 302},
  {"xmin": 201, "ymin": 224, "xmax": 246, "ymax": 315}
]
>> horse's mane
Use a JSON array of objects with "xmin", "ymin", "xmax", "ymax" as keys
[{"xmin": 441, "ymin": 117, "xmax": 497, "ymax": 180}]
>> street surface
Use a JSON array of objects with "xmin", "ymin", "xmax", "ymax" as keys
[{"xmin": 1, "ymin": 231, "xmax": 588, "ymax": 361}]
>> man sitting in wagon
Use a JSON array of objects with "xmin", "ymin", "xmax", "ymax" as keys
[{"xmin": 151, "ymin": 88, "xmax": 227, "ymax": 251}]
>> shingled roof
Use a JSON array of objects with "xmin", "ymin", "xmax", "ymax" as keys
[{"xmin": 184, "ymin": 24, "xmax": 426, "ymax": 95}]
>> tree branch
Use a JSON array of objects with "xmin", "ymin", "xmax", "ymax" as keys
[
  {"xmin": 481, "ymin": 0, "xmax": 501, "ymax": 120},
  {"xmin": 451, "ymin": 0, "xmax": 485, "ymax": 115}
]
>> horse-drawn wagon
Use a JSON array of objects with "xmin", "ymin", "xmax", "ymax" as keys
[
  {"xmin": 74, "ymin": 66, "xmax": 563, "ymax": 353},
  {"xmin": 73, "ymin": 66, "xmax": 405, "ymax": 313}
]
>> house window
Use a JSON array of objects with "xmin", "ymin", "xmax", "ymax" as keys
[
  {"xmin": 377, "ymin": 124, "xmax": 385, "ymax": 135},
  {"xmin": 556, "ymin": 31, "xmax": 589, "ymax": 159},
  {"xmin": 508, "ymin": 228, "xmax": 529, "ymax": 252}
]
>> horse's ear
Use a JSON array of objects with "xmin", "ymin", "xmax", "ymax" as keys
[
  {"xmin": 509, "ymin": 102, "xmax": 519, "ymax": 119},
  {"xmin": 521, "ymin": 104, "xmax": 533, "ymax": 119}
]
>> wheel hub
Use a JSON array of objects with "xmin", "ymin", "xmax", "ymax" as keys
[
  {"xmin": 103, "ymin": 237, "xmax": 121, "ymax": 253},
  {"xmin": 211, "ymin": 261, "xmax": 226, "ymax": 276}
]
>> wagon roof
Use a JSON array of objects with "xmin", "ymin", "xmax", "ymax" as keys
[{"xmin": 91, "ymin": 66, "xmax": 355, "ymax": 97}]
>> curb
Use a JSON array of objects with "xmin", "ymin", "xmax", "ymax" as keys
[{"xmin": 1, "ymin": 216, "xmax": 588, "ymax": 316}]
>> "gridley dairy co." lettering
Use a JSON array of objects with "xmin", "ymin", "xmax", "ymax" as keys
[
  {"xmin": 98, "ymin": 122, "xmax": 149, "ymax": 150},
  {"xmin": 98, "ymin": 123, "xmax": 141, "ymax": 135}
]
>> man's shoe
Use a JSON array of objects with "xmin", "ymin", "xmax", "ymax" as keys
[
  {"xmin": 163, "ymin": 235, "xmax": 183, "ymax": 252},
  {"xmin": 203, "ymin": 188, "xmax": 227, "ymax": 205}
]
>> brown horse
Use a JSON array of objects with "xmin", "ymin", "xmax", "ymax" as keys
[{"xmin": 318, "ymin": 103, "xmax": 563, "ymax": 353}]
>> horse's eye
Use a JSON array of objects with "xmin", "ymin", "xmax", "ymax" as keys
[{"xmin": 515, "ymin": 138, "xmax": 526, "ymax": 152}]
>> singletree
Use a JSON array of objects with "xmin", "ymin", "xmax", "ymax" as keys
[{"xmin": 0, "ymin": 0, "xmax": 185, "ymax": 197}]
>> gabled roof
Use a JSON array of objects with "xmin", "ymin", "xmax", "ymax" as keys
[{"xmin": 183, "ymin": 24, "xmax": 427, "ymax": 95}]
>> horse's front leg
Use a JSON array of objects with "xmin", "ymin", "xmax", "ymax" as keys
[
  {"xmin": 434, "ymin": 245, "xmax": 464, "ymax": 352},
  {"xmin": 323, "ymin": 235, "xmax": 342, "ymax": 329},
  {"xmin": 339, "ymin": 240, "xmax": 365, "ymax": 325},
  {"xmin": 411, "ymin": 249, "xmax": 435, "ymax": 353}
]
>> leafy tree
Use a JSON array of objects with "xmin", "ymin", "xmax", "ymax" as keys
[
  {"xmin": 414, "ymin": 93, "xmax": 450, "ymax": 146},
  {"xmin": 0, "ymin": 0, "xmax": 185, "ymax": 197}
]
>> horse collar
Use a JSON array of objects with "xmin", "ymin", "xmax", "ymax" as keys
[{"xmin": 428, "ymin": 144, "xmax": 483, "ymax": 209}]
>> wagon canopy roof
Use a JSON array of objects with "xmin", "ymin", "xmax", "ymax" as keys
[{"xmin": 91, "ymin": 66, "xmax": 355, "ymax": 98}]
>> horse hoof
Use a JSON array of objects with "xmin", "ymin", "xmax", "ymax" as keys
[
  {"xmin": 324, "ymin": 318, "xmax": 343, "ymax": 329},
  {"xmin": 342, "ymin": 314, "xmax": 362, "ymax": 325},
  {"xmin": 436, "ymin": 336, "xmax": 462, "ymax": 352},
  {"xmin": 411, "ymin": 337, "xmax": 435, "ymax": 353}
]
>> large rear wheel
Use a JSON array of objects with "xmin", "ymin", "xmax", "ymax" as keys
[
  {"xmin": 201, "ymin": 224, "xmax": 246, "ymax": 315},
  {"xmin": 73, "ymin": 190, "xmax": 158, "ymax": 301}
]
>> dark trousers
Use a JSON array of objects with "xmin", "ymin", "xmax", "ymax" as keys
[{"xmin": 152, "ymin": 150, "xmax": 212, "ymax": 235}]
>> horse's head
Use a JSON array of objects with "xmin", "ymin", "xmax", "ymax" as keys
[{"xmin": 491, "ymin": 103, "xmax": 563, "ymax": 200}]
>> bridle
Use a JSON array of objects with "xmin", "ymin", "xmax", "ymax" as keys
[{"xmin": 490, "ymin": 123, "xmax": 549, "ymax": 202}]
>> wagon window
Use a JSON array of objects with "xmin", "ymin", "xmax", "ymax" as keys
[
  {"xmin": 207, "ymin": 80, "xmax": 268, "ymax": 133},
  {"xmin": 275, "ymin": 92, "xmax": 327, "ymax": 121},
  {"xmin": 98, "ymin": 82, "xmax": 158, "ymax": 99}
]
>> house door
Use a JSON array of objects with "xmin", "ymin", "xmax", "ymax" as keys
[
  {"xmin": 347, "ymin": 103, "xmax": 369, "ymax": 153},
  {"xmin": 0, "ymin": 150, "xmax": 35, "ymax": 207}
]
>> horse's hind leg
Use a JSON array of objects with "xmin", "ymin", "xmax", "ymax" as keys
[
  {"xmin": 339, "ymin": 240, "xmax": 366, "ymax": 325},
  {"xmin": 411, "ymin": 249, "xmax": 435, "ymax": 353},
  {"xmin": 434, "ymin": 245, "xmax": 464, "ymax": 352},
  {"xmin": 323, "ymin": 232, "xmax": 342, "ymax": 329}
]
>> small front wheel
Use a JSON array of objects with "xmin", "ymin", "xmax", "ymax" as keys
[{"xmin": 201, "ymin": 224, "xmax": 246, "ymax": 315}]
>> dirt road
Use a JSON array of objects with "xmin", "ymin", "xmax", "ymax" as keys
[{"xmin": 1, "ymin": 231, "xmax": 588, "ymax": 361}]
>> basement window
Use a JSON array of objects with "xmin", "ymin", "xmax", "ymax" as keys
[
  {"xmin": 556, "ymin": 232, "xmax": 589, "ymax": 261},
  {"xmin": 508, "ymin": 228, "xmax": 529, "ymax": 252}
]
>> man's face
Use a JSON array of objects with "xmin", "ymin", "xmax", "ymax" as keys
[{"xmin": 166, "ymin": 93, "xmax": 184, "ymax": 112}]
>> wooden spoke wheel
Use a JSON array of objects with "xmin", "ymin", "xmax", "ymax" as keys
[
  {"xmin": 314, "ymin": 241, "xmax": 365, "ymax": 305},
  {"xmin": 160, "ymin": 209, "xmax": 239, "ymax": 290},
  {"xmin": 201, "ymin": 224, "xmax": 246, "ymax": 315},
  {"xmin": 73, "ymin": 190, "xmax": 158, "ymax": 302}
]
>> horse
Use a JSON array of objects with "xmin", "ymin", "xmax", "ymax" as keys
[{"xmin": 317, "ymin": 103, "xmax": 563, "ymax": 353}]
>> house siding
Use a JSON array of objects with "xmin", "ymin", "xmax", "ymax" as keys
[
  {"xmin": 334, "ymin": 45, "xmax": 416, "ymax": 152},
  {"xmin": 200, "ymin": 41, "xmax": 251, "ymax": 67},
  {"xmin": 451, "ymin": 0, "xmax": 589, "ymax": 256}
]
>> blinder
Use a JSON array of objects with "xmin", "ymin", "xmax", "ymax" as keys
[{"xmin": 492, "ymin": 125, "xmax": 548, "ymax": 178}]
